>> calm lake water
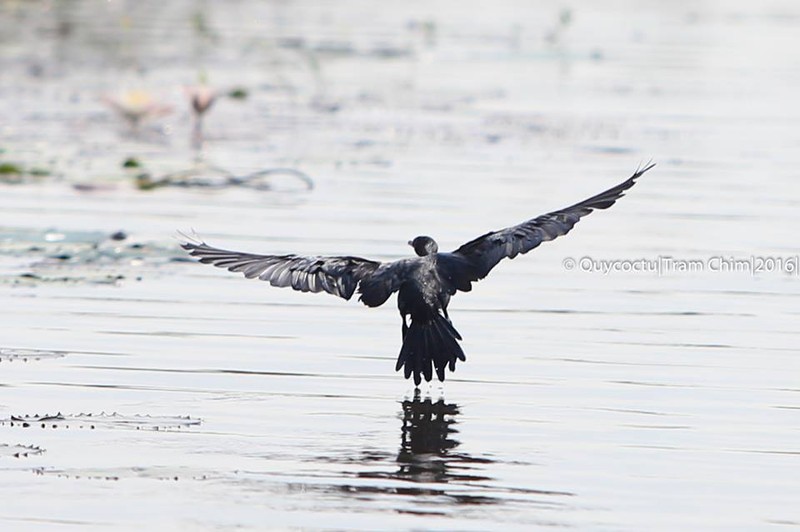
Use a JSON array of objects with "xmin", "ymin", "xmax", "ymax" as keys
[{"xmin": 1, "ymin": 1, "xmax": 799, "ymax": 530}]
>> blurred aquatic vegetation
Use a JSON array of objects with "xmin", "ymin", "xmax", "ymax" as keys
[
  {"xmin": 121, "ymin": 156, "xmax": 142, "ymax": 168},
  {"xmin": 226, "ymin": 87, "xmax": 248, "ymax": 100},
  {"xmin": 191, "ymin": 9, "xmax": 219, "ymax": 43},
  {"xmin": 0, "ymin": 162, "xmax": 23, "ymax": 175},
  {"xmin": 0, "ymin": 444, "xmax": 44, "ymax": 459},
  {"xmin": 0, "ymin": 228, "xmax": 189, "ymax": 286},
  {"xmin": 0, "ymin": 348, "xmax": 66, "ymax": 363},
  {"xmin": 407, "ymin": 19, "xmax": 438, "ymax": 49},
  {"xmin": 113, "ymin": 80, "xmax": 315, "ymax": 192},
  {"xmin": 68, "ymin": 80, "xmax": 312, "ymax": 194},
  {"xmin": 33, "ymin": 466, "xmax": 206, "ymax": 482},
  {"xmin": 0, "ymin": 159, "xmax": 53, "ymax": 184},
  {"xmin": 135, "ymin": 163, "xmax": 314, "ymax": 192},
  {"xmin": 544, "ymin": 8, "xmax": 573, "ymax": 46},
  {"xmin": 3, "ymin": 412, "xmax": 201, "ymax": 431}
]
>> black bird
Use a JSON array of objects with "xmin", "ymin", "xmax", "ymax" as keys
[{"xmin": 182, "ymin": 163, "xmax": 653, "ymax": 386}]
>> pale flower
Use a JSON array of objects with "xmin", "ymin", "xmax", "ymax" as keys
[
  {"xmin": 103, "ymin": 90, "xmax": 173, "ymax": 127},
  {"xmin": 185, "ymin": 85, "xmax": 217, "ymax": 116},
  {"xmin": 184, "ymin": 85, "xmax": 218, "ymax": 151}
]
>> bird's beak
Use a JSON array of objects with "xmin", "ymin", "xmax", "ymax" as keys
[{"xmin": 407, "ymin": 240, "xmax": 413, "ymax": 246}]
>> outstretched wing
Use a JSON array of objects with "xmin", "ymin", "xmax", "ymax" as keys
[
  {"xmin": 446, "ymin": 163, "xmax": 654, "ymax": 285},
  {"xmin": 181, "ymin": 238, "xmax": 381, "ymax": 301}
]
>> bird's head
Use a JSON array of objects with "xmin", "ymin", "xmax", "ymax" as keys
[{"xmin": 408, "ymin": 236, "xmax": 439, "ymax": 256}]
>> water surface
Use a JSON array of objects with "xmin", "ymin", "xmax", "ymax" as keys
[{"xmin": 1, "ymin": 1, "xmax": 799, "ymax": 530}]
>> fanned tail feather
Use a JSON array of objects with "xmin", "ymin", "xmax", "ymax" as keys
[{"xmin": 396, "ymin": 313, "xmax": 465, "ymax": 386}]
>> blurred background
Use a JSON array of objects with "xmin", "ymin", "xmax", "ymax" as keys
[{"xmin": 1, "ymin": 1, "xmax": 798, "ymax": 530}]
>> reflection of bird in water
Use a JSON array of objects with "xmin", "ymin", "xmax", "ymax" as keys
[
  {"xmin": 394, "ymin": 393, "xmax": 492, "ymax": 484},
  {"xmin": 351, "ymin": 396, "xmax": 573, "ymax": 507},
  {"xmin": 182, "ymin": 164, "xmax": 653, "ymax": 385},
  {"xmin": 350, "ymin": 395, "xmax": 495, "ymax": 505}
]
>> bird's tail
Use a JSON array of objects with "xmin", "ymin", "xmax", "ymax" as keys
[{"xmin": 396, "ymin": 313, "xmax": 466, "ymax": 386}]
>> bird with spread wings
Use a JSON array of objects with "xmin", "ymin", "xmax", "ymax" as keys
[{"xmin": 182, "ymin": 163, "xmax": 653, "ymax": 386}]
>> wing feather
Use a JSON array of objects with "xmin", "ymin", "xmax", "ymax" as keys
[
  {"xmin": 448, "ymin": 163, "xmax": 653, "ymax": 284},
  {"xmin": 181, "ymin": 239, "xmax": 381, "ymax": 301}
]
